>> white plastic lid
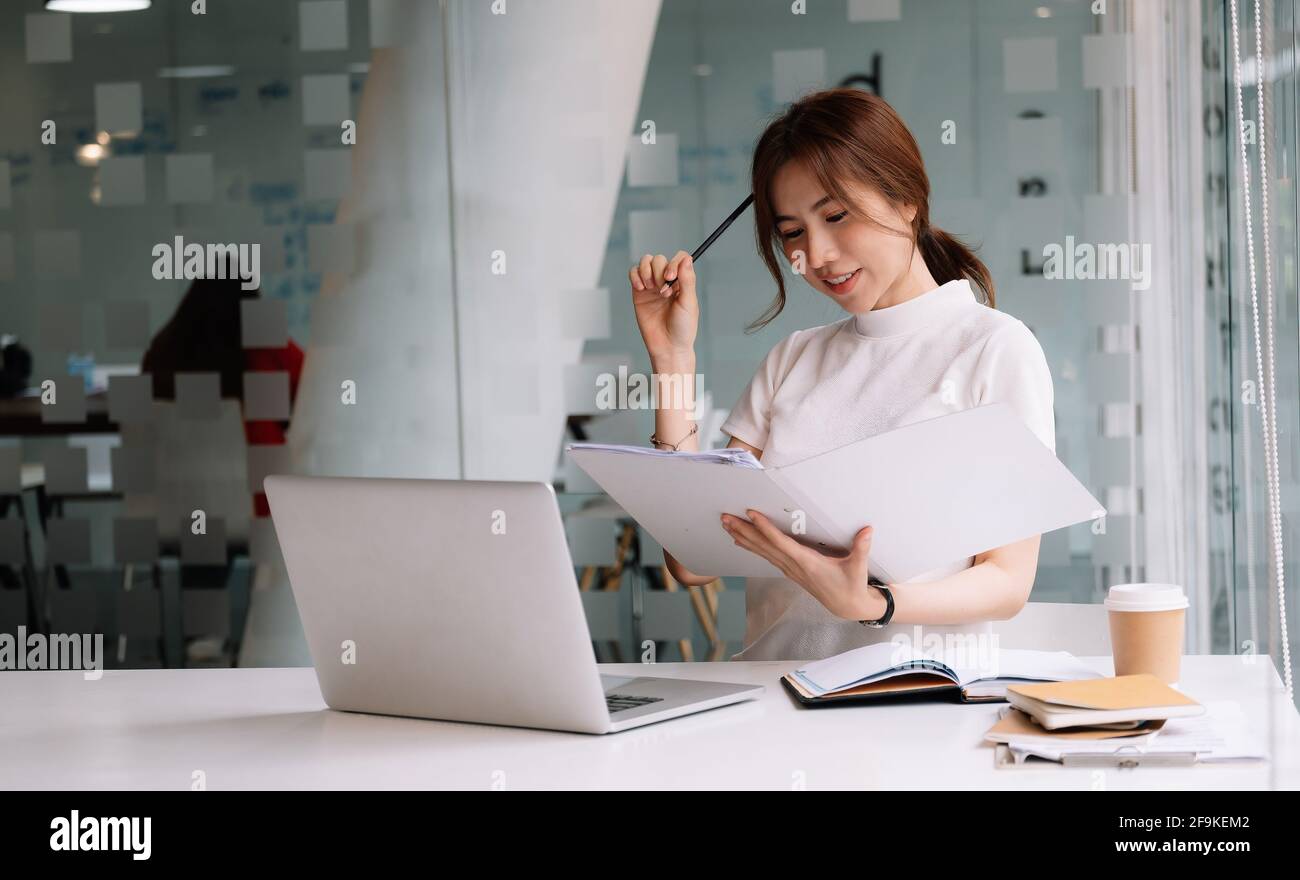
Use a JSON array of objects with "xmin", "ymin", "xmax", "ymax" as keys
[{"xmin": 1104, "ymin": 582, "xmax": 1189, "ymax": 612}]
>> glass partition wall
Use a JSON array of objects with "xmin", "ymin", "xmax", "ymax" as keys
[{"xmin": 0, "ymin": 0, "xmax": 459, "ymax": 668}]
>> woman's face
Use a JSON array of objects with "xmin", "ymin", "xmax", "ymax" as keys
[{"xmin": 771, "ymin": 159, "xmax": 918, "ymax": 312}]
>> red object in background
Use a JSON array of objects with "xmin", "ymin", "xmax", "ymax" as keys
[{"xmin": 246, "ymin": 339, "xmax": 305, "ymax": 517}]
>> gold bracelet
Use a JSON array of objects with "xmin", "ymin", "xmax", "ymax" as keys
[{"xmin": 649, "ymin": 422, "xmax": 698, "ymax": 451}]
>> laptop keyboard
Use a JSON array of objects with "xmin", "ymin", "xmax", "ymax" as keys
[{"xmin": 605, "ymin": 693, "xmax": 665, "ymax": 713}]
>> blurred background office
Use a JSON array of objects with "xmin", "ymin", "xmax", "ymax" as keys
[{"xmin": 0, "ymin": 0, "xmax": 1295, "ymax": 707}]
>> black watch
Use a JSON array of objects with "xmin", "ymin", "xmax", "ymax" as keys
[{"xmin": 858, "ymin": 579, "xmax": 894, "ymax": 628}]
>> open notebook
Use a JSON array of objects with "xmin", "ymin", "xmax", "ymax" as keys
[
  {"xmin": 566, "ymin": 403, "xmax": 1103, "ymax": 583},
  {"xmin": 781, "ymin": 642, "xmax": 1105, "ymax": 705}
]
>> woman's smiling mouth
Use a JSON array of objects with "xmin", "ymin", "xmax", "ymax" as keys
[{"xmin": 824, "ymin": 268, "xmax": 861, "ymax": 295}]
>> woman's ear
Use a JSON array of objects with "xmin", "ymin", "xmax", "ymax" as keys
[{"xmin": 901, "ymin": 202, "xmax": 919, "ymax": 224}]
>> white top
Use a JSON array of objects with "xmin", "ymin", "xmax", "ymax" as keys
[
  {"xmin": 720, "ymin": 278, "xmax": 1056, "ymax": 661},
  {"xmin": 1, "ymin": 658, "xmax": 1293, "ymax": 789}
]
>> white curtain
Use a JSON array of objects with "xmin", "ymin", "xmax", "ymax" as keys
[{"xmin": 1100, "ymin": 1, "xmax": 1213, "ymax": 648}]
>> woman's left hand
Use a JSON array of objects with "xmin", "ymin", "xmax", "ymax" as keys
[{"xmin": 720, "ymin": 510, "xmax": 881, "ymax": 620}]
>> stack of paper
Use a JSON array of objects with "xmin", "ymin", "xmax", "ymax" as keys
[
  {"xmin": 566, "ymin": 442, "xmax": 763, "ymax": 469},
  {"xmin": 1137, "ymin": 702, "xmax": 1267, "ymax": 763},
  {"xmin": 989, "ymin": 701, "xmax": 1266, "ymax": 765},
  {"xmin": 986, "ymin": 707, "xmax": 1166, "ymax": 764}
]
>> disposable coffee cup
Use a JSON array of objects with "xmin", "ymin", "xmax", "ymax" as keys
[{"xmin": 1104, "ymin": 583, "xmax": 1187, "ymax": 687}]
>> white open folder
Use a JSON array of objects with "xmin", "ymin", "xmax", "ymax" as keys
[{"xmin": 565, "ymin": 403, "xmax": 1104, "ymax": 583}]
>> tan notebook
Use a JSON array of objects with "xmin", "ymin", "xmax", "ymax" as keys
[{"xmin": 1006, "ymin": 674, "xmax": 1204, "ymax": 730}]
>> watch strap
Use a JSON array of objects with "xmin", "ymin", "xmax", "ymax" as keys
[{"xmin": 858, "ymin": 582, "xmax": 894, "ymax": 628}]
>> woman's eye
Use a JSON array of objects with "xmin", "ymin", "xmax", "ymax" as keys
[
  {"xmin": 781, "ymin": 228, "xmax": 803, "ymax": 240},
  {"xmin": 827, "ymin": 211, "xmax": 848, "ymax": 223}
]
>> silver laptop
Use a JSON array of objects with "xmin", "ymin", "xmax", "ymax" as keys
[{"xmin": 264, "ymin": 475, "xmax": 763, "ymax": 734}]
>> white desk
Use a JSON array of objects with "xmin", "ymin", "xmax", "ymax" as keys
[{"xmin": 2, "ymin": 656, "xmax": 1298, "ymax": 789}]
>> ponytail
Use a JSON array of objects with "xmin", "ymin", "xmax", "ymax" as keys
[{"xmin": 918, "ymin": 225, "xmax": 995, "ymax": 309}]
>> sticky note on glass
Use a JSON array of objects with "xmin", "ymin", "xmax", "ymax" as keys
[
  {"xmin": 1084, "ymin": 194, "xmax": 1131, "ymax": 241},
  {"xmin": 99, "ymin": 156, "xmax": 146, "ymax": 206},
  {"xmin": 773, "ymin": 48, "xmax": 826, "ymax": 104},
  {"xmin": 627, "ymin": 133, "xmax": 679, "ymax": 187},
  {"xmin": 166, "ymin": 154, "xmax": 214, "ymax": 204},
  {"xmin": 1003, "ymin": 37, "xmax": 1057, "ymax": 93},
  {"xmin": 557, "ymin": 288, "xmax": 611, "ymax": 340},
  {"xmin": 1082, "ymin": 33, "xmax": 1130, "ymax": 89},
  {"xmin": 26, "ymin": 13, "xmax": 71, "ymax": 64},
  {"xmin": 848, "ymin": 0, "xmax": 901, "ymax": 22},
  {"xmin": 627, "ymin": 209, "xmax": 676, "ymax": 265},
  {"xmin": 1007, "ymin": 117, "xmax": 1064, "ymax": 173},
  {"xmin": 299, "ymin": 0, "xmax": 348, "ymax": 51},
  {"xmin": 95, "ymin": 82, "xmax": 143, "ymax": 136}
]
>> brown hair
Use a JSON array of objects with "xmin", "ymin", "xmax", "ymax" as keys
[{"xmin": 747, "ymin": 87, "xmax": 994, "ymax": 332}]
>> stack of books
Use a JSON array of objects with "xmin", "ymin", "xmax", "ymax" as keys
[{"xmin": 984, "ymin": 675, "xmax": 1264, "ymax": 767}]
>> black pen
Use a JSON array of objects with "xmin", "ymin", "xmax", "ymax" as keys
[{"xmin": 659, "ymin": 193, "xmax": 755, "ymax": 294}]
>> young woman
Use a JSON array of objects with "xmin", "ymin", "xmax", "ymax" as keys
[{"xmin": 628, "ymin": 88, "xmax": 1055, "ymax": 661}]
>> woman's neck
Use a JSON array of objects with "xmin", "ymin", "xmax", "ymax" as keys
[{"xmin": 873, "ymin": 250, "xmax": 939, "ymax": 311}]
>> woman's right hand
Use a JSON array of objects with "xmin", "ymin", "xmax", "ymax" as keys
[{"xmin": 630, "ymin": 250, "xmax": 698, "ymax": 361}]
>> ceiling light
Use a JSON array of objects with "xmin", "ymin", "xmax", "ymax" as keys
[
  {"xmin": 45, "ymin": 1, "xmax": 151, "ymax": 11},
  {"xmin": 76, "ymin": 143, "xmax": 106, "ymax": 166},
  {"xmin": 158, "ymin": 65, "xmax": 236, "ymax": 78}
]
